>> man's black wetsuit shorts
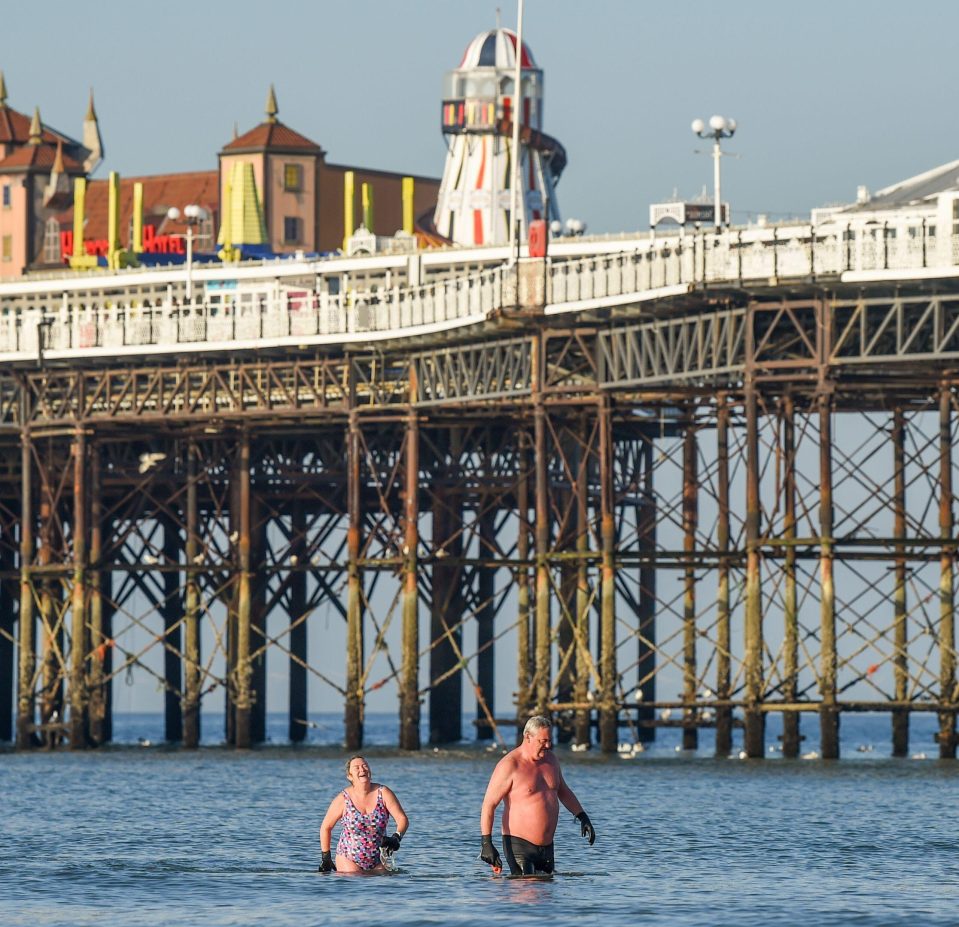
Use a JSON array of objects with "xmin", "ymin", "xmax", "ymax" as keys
[{"xmin": 502, "ymin": 835, "xmax": 555, "ymax": 875}]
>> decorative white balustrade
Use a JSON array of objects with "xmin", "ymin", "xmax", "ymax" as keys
[{"xmin": 0, "ymin": 222, "xmax": 956, "ymax": 361}]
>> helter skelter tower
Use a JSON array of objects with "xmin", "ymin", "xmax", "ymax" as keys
[{"xmin": 433, "ymin": 27, "xmax": 567, "ymax": 246}]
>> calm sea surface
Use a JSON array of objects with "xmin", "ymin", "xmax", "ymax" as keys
[{"xmin": 3, "ymin": 713, "xmax": 959, "ymax": 926}]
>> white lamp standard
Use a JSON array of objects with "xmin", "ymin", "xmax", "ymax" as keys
[
  {"xmin": 166, "ymin": 204, "xmax": 209, "ymax": 302},
  {"xmin": 691, "ymin": 115, "xmax": 737, "ymax": 229}
]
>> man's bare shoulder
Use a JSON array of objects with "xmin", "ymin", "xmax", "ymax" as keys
[{"xmin": 493, "ymin": 747, "xmax": 522, "ymax": 773}]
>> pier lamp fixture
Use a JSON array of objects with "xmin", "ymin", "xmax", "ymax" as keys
[
  {"xmin": 691, "ymin": 115, "xmax": 737, "ymax": 229},
  {"xmin": 166, "ymin": 204, "xmax": 209, "ymax": 302}
]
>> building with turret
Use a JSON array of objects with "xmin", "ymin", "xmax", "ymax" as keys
[{"xmin": 0, "ymin": 77, "xmax": 440, "ymax": 277}]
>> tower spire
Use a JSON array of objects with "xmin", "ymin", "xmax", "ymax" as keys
[
  {"xmin": 265, "ymin": 84, "xmax": 278, "ymax": 123},
  {"xmin": 0, "ymin": 71, "xmax": 7, "ymax": 108},
  {"xmin": 82, "ymin": 88, "xmax": 104, "ymax": 174},
  {"xmin": 28, "ymin": 106, "xmax": 41, "ymax": 145}
]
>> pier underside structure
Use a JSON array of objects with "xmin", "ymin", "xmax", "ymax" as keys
[{"xmin": 4, "ymin": 251, "xmax": 959, "ymax": 757}]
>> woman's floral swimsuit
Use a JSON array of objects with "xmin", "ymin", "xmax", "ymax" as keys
[{"xmin": 335, "ymin": 787, "xmax": 389, "ymax": 869}]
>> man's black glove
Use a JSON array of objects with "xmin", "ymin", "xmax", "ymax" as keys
[
  {"xmin": 575, "ymin": 811, "xmax": 596, "ymax": 845},
  {"xmin": 480, "ymin": 834, "xmax": 503, "ymax": 870},
  {"xmin": 318, "ymin": 850, "xmax": 335, "ymax": 872},
  {"xmin": 380, "ymin": 832, "xmax": 402, "ymax": 853}
]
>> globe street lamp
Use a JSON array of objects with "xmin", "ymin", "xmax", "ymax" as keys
[
  {"xmin": 691, "ymin": 115, "xmax": 737, "ymax": 229},
  {"xmin": 166, "ymin": 204, "xmax": 209, "ymax": 302}
]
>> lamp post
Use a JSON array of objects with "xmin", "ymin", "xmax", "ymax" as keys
[
  {"xmin": 166, "ymin": 204, "xmax": 209, "ymax": 302},
  {"xmin": 691, "ymin": 115, "xmax": 736, "ymax": 229}
]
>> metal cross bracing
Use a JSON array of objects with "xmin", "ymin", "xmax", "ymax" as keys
[{"xmin": 4, "ymin": 281, "xmax": 959, "ymax": 757}]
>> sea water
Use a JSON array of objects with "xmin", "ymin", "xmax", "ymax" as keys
[{"xmin": 3, "ymin": 714, "xmax": 959, "ymax": 926}]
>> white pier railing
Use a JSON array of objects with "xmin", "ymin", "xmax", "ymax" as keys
[{"xmin": 0, "ymin": 221, "xmax": 956, "ymax": 362}]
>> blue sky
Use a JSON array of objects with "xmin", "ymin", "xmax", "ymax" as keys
[{"xmin": 5, "ymin": 1, "xmax": 957, "ymax": 234}]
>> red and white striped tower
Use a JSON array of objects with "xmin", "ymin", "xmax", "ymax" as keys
[{"xmin": 434, "ymin": 28, "xmax": 566, "ymax": 247}]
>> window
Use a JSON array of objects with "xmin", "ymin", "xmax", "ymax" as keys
[
  {"xmin": 283, "ymin": 216, "xmax": 301, "ymax": 244},
  {"xmin": 1, "ymin": 235, "xmax": 11, "ymax": 261},
  {"xmin": 283, "ymin": 163, "xmax": 302, "ymax": 192},
  {"xmin": 42, "ymin": 218, "xmax": 61, "ymax": 263},
  {"xmin": 1, "ymin": 185, "xmax": 9, "ymax": 208}
]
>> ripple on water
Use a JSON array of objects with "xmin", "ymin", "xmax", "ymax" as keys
[{"xmin": 3, "ymin": 737, "xmax": 959, "ymax": 926}]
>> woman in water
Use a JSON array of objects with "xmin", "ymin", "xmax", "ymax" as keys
[{"xmin": 318, "ymin": 755, "xmax": 409, "ymax": 873}]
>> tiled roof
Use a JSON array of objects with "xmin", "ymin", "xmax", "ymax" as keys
[
  {"xmin": 57, "ymin": 170, "xmax": 219, "ymax": 242},
  {"xmin": 222, "ymin": 120, "xmax": 322, "ymax": 153},
  {"xmin": 0, "ymin": 105, "xmax": 63, "ymax": 146},
  {"xmin": 0, "ymin": 142, "xmax": 83, "ymax": 173}
]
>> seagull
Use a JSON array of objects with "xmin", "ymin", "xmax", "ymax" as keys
[{"xmin": 138, "ymin": 452, "xmax": 167, "ymax": 474}]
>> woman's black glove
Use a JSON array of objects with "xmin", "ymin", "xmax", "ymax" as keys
[
  {"xmin": 318, "ymin": 850, "xmax": 335, "ymax": 872},
  {"xmin": 480, "ymin": 834, "xmax": 503, "ymax": 870},
  {"xmin": 380, "ymin": 832, "xmax": 402, "ymax": 853},
  {"xmin": 575, "ymin": 811, "xmax": 596, "ymax": 845}
]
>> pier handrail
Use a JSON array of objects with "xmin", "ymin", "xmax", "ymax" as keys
[{"xmin": 0, "ymin": 219, "xmax": 953, "ymax": 362}]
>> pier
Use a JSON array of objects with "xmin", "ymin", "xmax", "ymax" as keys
[{"xmin": 4, "ymin": 220, "xmax": 959, "ymax": 757}]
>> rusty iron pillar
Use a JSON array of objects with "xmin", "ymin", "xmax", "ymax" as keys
[
  {"xmin": 892, "ymin": 408, "xmax": 908, "ymax": 757},
  {"xmin": 682, "ymin": 411, "xmax": 698, "ymax": 751},
  {"xmin": 939, "ymin": 385, "xmax": 956, "ymax": 758},
  {"xmin": 598, "ymin": 393, "xmax": 617, "ymax": 753},
  {"xmin": 69, "ymin": 428, "xmax": 88, "ymax": 748},
  {"xmin": 818, "ymin": 391, "xmax": 839, "ymax": 759},
  {"xmin": 182, "ymin": 441, "xmax": 202, "ymax": 748},
  {"xmin": 16, "ymin": 431, "xmax": 35, "ymax": 748},
  {"xmin": 345, "ymin": 406, "xmax": 365, "ymax": 750},
  {"xmin": 514, "ymin": 431, "xmax": 533, "ymax": 740},
  {"xmin": 233, "ymin": 433, "xmax": 254, "ymax": 749},
  {"xmin": 781, "ymin": 396, "xmax": 800, "ymax": 758},
  {"xmin": 715, "ymin": 395, "xmax": 732, "ymax": 756},
  {"xmin": 743, "ymin": 377, "xmax": 765, "ymax": 758},
  {"xmin": 399, "ymin": 400, "xmax": 420, "ymax": 750}
]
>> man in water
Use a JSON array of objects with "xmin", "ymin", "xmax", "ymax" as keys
[{"xmin": 479, "ymin": 715, "xmax": 596, "ymax": 875}]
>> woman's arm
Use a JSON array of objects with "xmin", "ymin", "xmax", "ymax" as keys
[
  {"xmin": 319, "ymin": 793, "xmax": 345, "ymax": 852},
  {"xmin": 381, "ymin": 786, "xmax": 409, "ymax": 836}
]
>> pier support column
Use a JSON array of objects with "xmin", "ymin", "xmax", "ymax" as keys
[
  {"xmin": 399, "ymin": 403, "xmax": 420, "ymax": 750},
  {"xmin": 598, "ymin": 394, "xmax": 618, "ymax": 753},
  {"xmin": 233, "ymin": 433, "xmax": 254, "ymax": 749},
  {"xmin": 743, "ymin": 381, "xmax": 765, "ymax": 758},
  {"xmin": 782, "ymin": 397, "xmax": 801, "ymax": 758},
  {"xmin": 819, "ymin": 393, "xmax": 839, "ymax": 759},
  {"xmin": 574, "ymin": 418, "xmax": 591, "ymax": 749},
  {"xmin": 288, "ymin": 504, "xmax": 307, "ymax": 744},
  {"xmin": 345, "ymin": 409, "xmax": 364, "ymax": 750},
  {"xmin": 556, "ymin": 434, "xmax": 577, "ymax": 744},
  {"xmin": 69, "ymin": 429, "xmax": 88, "ymax": 748},
  {"xmin": 476, "ymin": 501, "xmax": 496, "ymax": 740},
  {"xmin": 0, "ymin": 523, "xmax": 13, "ymax": 742},
  {"xmin": 38, "ymin": 447, "xmax": 62, "ymax": 748},
  {"xmin": 515, "ymin": 432, "xmax": 532, "ymax": 737},
  {"xmin": 88, "ymin": 443, "xmax": 112, "ymax": 746},
  {"xmin": 939, "ymin": 386, "xmax": 956, "ymax": 758},
  {"xmin": 892, "ymin": 409, "xmax": 909, "ymax": 757},
  {"xmin": 250, "ymin": 496, "xmax": 268, "ymax": 745},
  {"xmin": 183, "ymin": 441, "xmax": 201, "ymax": 748},
  {"xmin": 637, "ymin": 437, "xmax": 656, "ymax": 743},
  {"xmin": 682, "ymin": 413, "xmax": 698, "ymax": 751},
  {"xmin": 162, "ymin": 512, "xmax": 182, "ymax": 743},
  {"xmin": 715, "ymin": 396, "xmax": 732, "ymax": 756},
  {"xmin": 429, "ymin": 430, "xmax": 464, "ymax": 744},
  {"xmin": 533, "ymin": 338, "xmax": 551, "ymax": 717},
  {"xmin": 16, "ymin": 433, "xmax": 34, "ymax": 748}
]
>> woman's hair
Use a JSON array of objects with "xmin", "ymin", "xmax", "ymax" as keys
[{"xmin": 345, "ymin": 754, "xmax": 367, "ymax": 781}]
